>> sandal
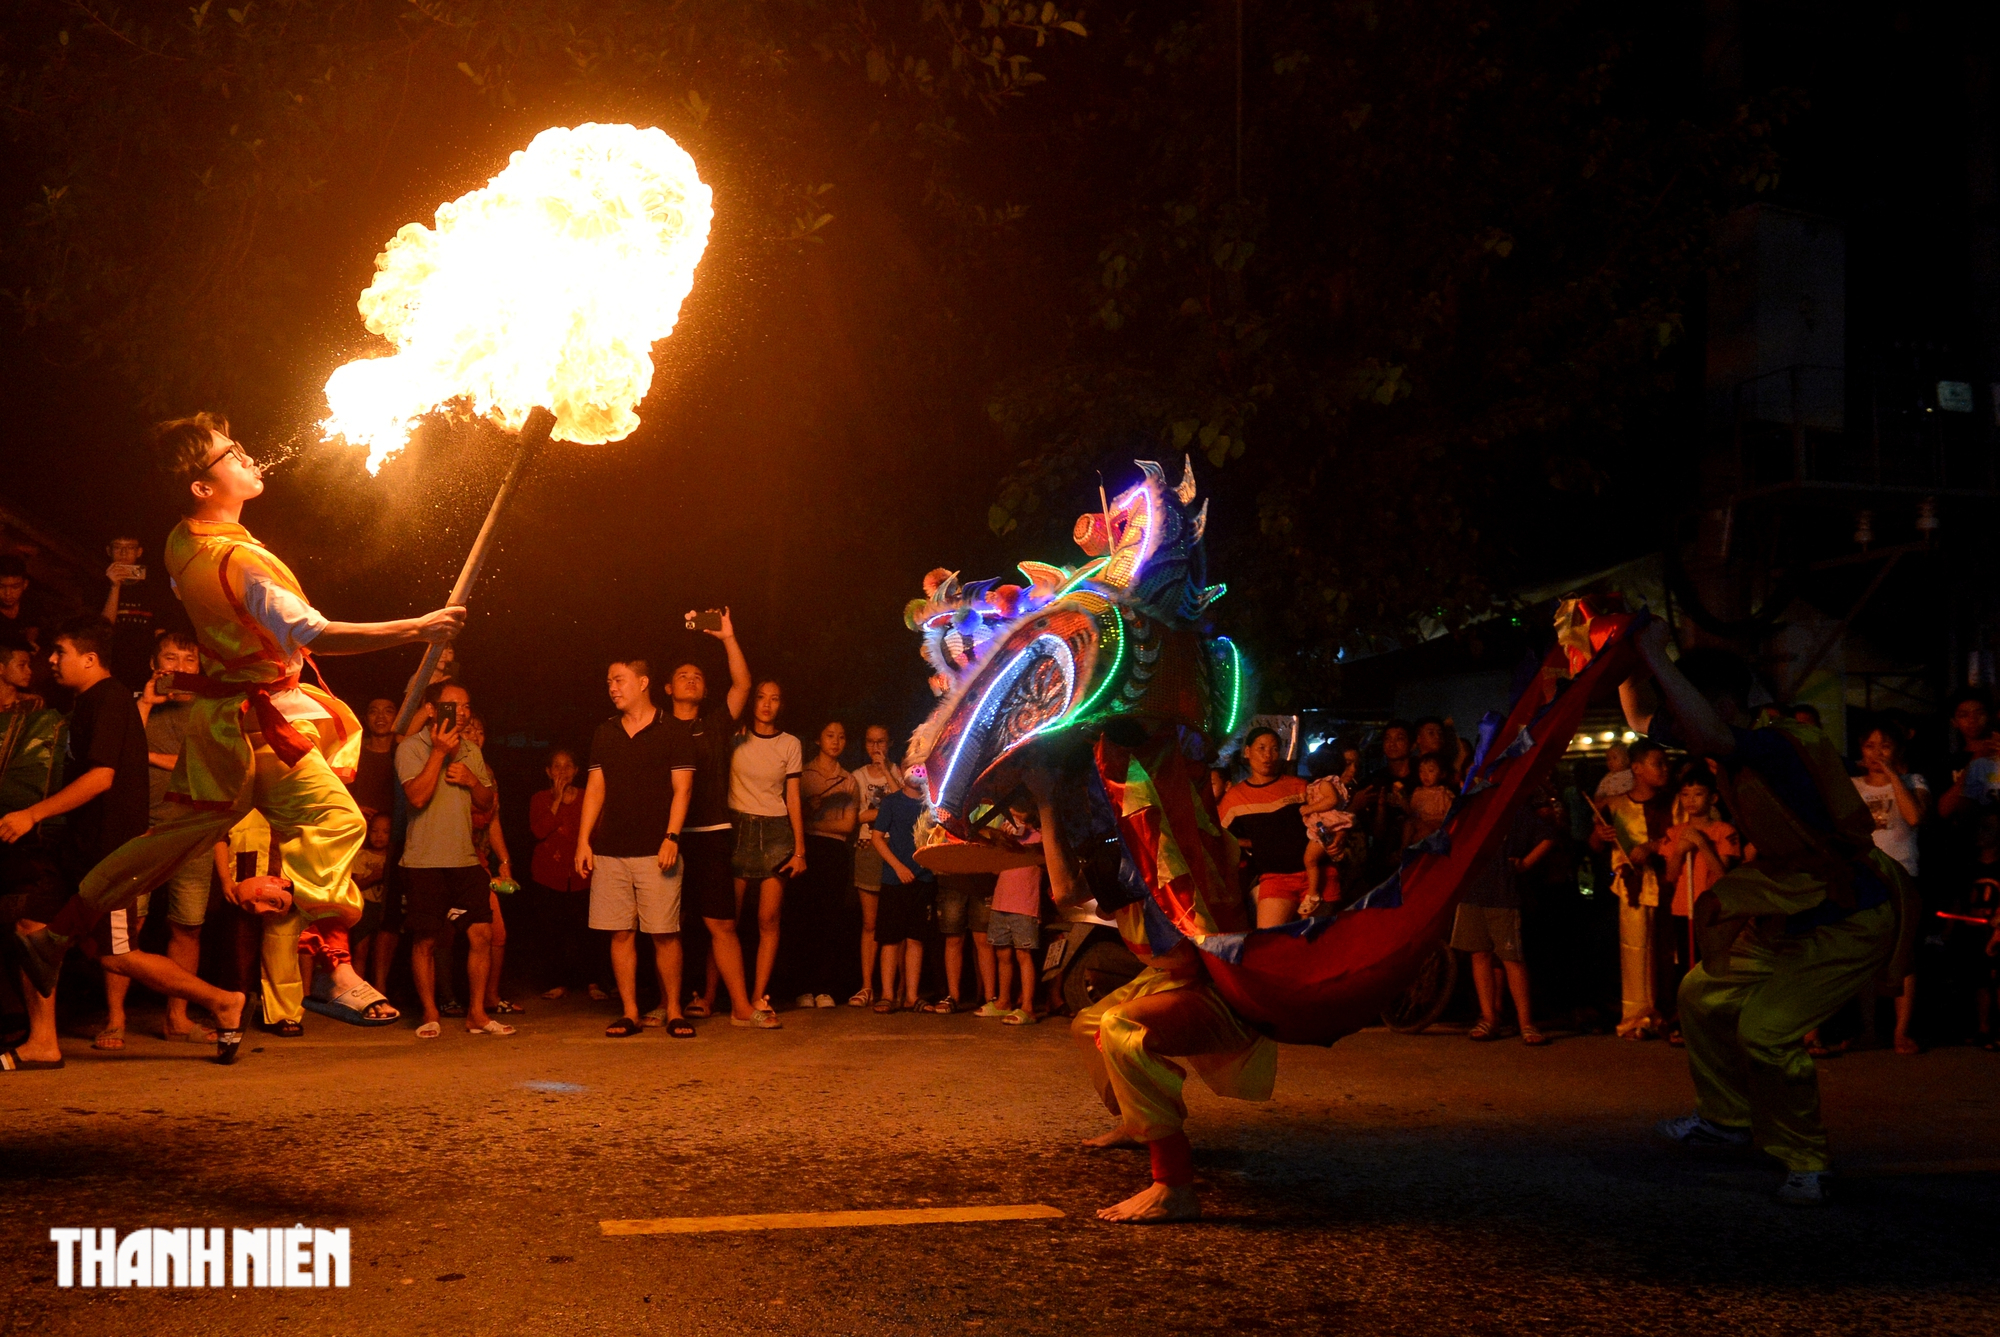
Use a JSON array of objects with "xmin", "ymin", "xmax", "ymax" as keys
[
  {"xmin": 974, "ymin": 1000, "xmax": 1008, "ymax": 1018},
  {"xmin": 1002, "ymin": 1008, "xmax": 1038, "ymax": 1026},
  {"xmin": 1520, "ymin": 1026, "xmax": 1550, "ymax": 1047},
  {"xmin": 927, "ymin": 997, "xmax": 959, "ymax": 1015},
  {"xmin": 214, "ymin": 1030, "xmax": 244, "ymax": 1065},
  {"xmin": 641, "ymin": 1008, "xmax": 667, "ymax": 1028},
  {"xmin": 605, "ymin": 1017, "xmax": 643, "ymax": 1038},
  {"xmin": 489, "ymin": 1000, "xmax": 525, "ymax": 1016},
  {"xmin": 266, "ymin": 1019, "xmax": 305, "ymax": 1038},
  {"xmin": 0, "ymin": 1048, "xmax": 63, "ymax": 1071},
  {"xmin": 466, "ymin": 1019, "xmax": 516, "ymax": 1036},
  {"xmin": 685, "ymin": 999, "xmax": 713, "ymax": 1019},
  {"xmin": 439, "ymin": 1001, "xmax": 467, "ymax": 1019},
  {"xmin": 540, "ymin": 986, "xmax": 568, "ymax": 1000},
  {"xmin": 872, "ymin": 997, "xmax": 901, "ymax": 1014},
  {"xmin": 93, "ymin": 1028, "xmax": 125, "ymax": 1052},
  {"xmin": 667, "ymin": 1018, "xmax": 697, "ymax": 1039},
  {"xmin": 847, "ymin": 989, "xmax": 873, "ymax": 1008},
  {"xmin": 1467, "ymin": 1019, "xmax": 1499, "ymax": 1042},
  {"xmin": 415, "ymin": 1021, "xmax": 442, "ymax": 1039},
  {"xmin": 305, "ymin": 979, "xmax": 400, "ymax": 1027}
]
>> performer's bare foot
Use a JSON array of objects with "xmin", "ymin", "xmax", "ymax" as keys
[
  {"xmin": 1096, "ymin": 1182, "xmax": 1200, "ymax": 1224},
  {"xmin": 1080, "ymin": 1126, "xmax": 1145, "ymax": 1152}
]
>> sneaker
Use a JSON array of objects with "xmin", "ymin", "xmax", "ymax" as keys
[
  {"xmin": 1655, "ymin": 1113, "xmax": 1752, "ymax": 1149},
  {"xmin": 813, "ymin": 994, "xmax": 837, "ymax": 1009},
  {"xmin": 794, "ymin": 993, "xmax": 817, "ymax": 1009},
  {"xmin": 1775, "ymin": 1171, "xmax": 1828, "ymax": 1206},
  {"xmin": 973, "ymin": 1000, "xmax": 1008, "ymax": 1018}
]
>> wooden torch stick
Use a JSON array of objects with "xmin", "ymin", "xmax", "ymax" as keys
[{"xmin": 392, "ymin": 405, "xmax": 557, "ymax": 735}]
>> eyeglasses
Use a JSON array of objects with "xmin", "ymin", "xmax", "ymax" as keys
[{"xmin": 201, "ymin": 441, "xmax": 256, "ymax": 475}]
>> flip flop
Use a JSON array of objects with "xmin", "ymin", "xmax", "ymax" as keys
[
  {"xmin": 304, "ymin": 979, "xmax": 400, "ymax": 1027},
  {"xmin": 466, "ymin": 1020, "xmax": 516, "ymax": 1036},
  {"xmin": 641, "ymin": 1008, "xmax": 667, "ymax": 1028},
  {"xmin": 872, "ymin": 998, "xmax": 901, "ymax": 1015},
  {"xmin": 416, "ymin": 1021, "xmax": 442, "ymax": 1039},
  {"xmin": 667, "ymin": 1018, "xmax": 697, "ymax": 1038},
  {"xmin": 489, "ymin": 1000, "xmax": 525, "ymax": 1016},
  {"xmin": 540, "ymin": 987, "xmax": 569, "ymax": 1000},
  {"xmin": 214, "ymin": 1030, "xmax": 244, "ymax": 1065},
  {"xmin": 93, "ymin": 1028, "xmax": 125, "ymax": 1051},
  {"xmin": 605, "ymin": 1017, "xmax": 643, "ymax": 1037},
  {"xmin": 685, "ymin": 999, "xmax": 713, "ymax": 1019},
  {"xmin": 264, "ymin": 1019, "xmax": 305, "ymax": 1038},
  {"xmin": 0, "ymin": 1048, "xmax": 63, "ymax": 1071}
]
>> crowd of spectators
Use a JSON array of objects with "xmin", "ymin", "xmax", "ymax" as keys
[{"xmin": 1, "ymin": 535, "xmax": 1997, "ymax": 1058}]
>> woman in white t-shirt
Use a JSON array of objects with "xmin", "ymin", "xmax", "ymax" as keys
[
  {"xmin": 727, "ymin": 680, "xmax": 807, "ymax": 1021},
  {"xmin": 847, "ymin": 725, "xmax": 902, "ymax": 1007},
  {"xmin": 1854, "ymin": 724, "xmax": 1928, "ymax": 1054}
]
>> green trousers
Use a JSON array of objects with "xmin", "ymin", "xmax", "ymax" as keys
[{"xmin": 1677, "ymin": 901, "xmax": 1895, "ymax": 1173}]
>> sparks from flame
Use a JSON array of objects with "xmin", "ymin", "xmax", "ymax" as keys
[{"xmin": 322, "ymin": 123, "xmax": 712, "ymax": 473}]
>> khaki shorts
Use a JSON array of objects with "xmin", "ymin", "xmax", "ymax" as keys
[
  {"xmin": 161, "ymin": 845, "xmax": 215, "ymax": 927},
  {"xmin": 589, "ymin": 854, "xmax": 682, "ymax": 935},
  {"xmin": 1449, "ymin": 904, "xmax": 1523, "ymax": 962}
]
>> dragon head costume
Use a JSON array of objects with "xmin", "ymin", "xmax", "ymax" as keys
[{"xmin": 902, "ymin": 458, "xmax": 1243, "ymax": 846}]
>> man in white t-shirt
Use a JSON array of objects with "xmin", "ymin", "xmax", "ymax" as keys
[{"xmin": 727, "ymin": 680, "xmax": 806, "ymax": 1018}]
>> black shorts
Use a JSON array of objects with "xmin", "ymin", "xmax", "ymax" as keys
[
  {"xmin": 4, "ymin": 847, "xmax": 138, "ymax": 957},
  {"xmin": 684, "ymin": 828, "xmax": 737, "ymax": 923},
  {"xmin": 402, "ymin": 865, "xmax": 492, "ymax": 936},
  {"xmin": 876, "ymin": 878, "xmax": 935, "ymax": 945}
]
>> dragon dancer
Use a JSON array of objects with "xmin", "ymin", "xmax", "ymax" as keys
[
  {"xmin": 15, "ymin": 414, "xmax": 464, "ymax": 1022},
  {"xmin": 903, "ymin": 459, "xmax": 1639, "ymax": 1223},
  {"xmin": 902, "ymin": 459, "xmax": 1271, "ymax": 1222}
]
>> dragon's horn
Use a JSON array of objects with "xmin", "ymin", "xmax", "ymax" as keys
[
  {"xmin": 1177, "ymin": 455, "xmax": 1198, "ymax": 505},
  {"xmin": 1135, "ymin": 459, "xmax": 1166, "ymax": 486},
  {"xmin": 1191, "ymin": 498, "xmax": 1209, "ymax": 542},
  {"xmin": 1018, "ymin": 560, "xmax": 1069, "ymax": 589}
]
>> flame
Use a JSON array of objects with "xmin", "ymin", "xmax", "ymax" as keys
[{"xmin": 323, "ymin": 123, "xmax": 712, "ymax": 473}]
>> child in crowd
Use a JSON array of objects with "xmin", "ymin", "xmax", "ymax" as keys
[
  {"xmin": 1403, "ymin": 753, "xmax": 1454, "ymax": 848},
  {"xmin": 1297, "ymin": 760, "xmax": 1354, "ymax": 915},
  {"xmin": 869, "ymin": 769, "xmax": 936, "ymax": 1014},
  {"xmin": 1595, "ymin": 742, "xmax": 1634, "ymax": 800},
  {"xmin": 981, "ymin": 798, "xmax": 1046, "ymax": 1025},
  {"xmin": 1659, "ymin": 763, "xmax": 1743, "ymax": 1043},
  {"xmin": 349, "ymin": 811, "xmax": 393, "ymax": 987}
]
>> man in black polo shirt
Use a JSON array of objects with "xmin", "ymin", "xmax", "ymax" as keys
[
  {"xmin": 0, "ymin": 617, "xmax": 250, "ymax": 1069},
  {"xmin": 575, "ymin": 658, "xmax": 695, "ymax": 1038},
  {"xmin": 665, "ymin": 610, "xmax": 764, "ymax": 1028}
]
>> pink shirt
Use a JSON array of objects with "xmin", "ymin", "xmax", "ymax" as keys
[{"xmin": 993, "ymin": 830, "xmax": 1044, "ymax": 917}]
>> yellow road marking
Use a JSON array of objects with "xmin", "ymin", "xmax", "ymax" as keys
[{"xmin": 601, "ymin": 1204, "xmax": 1065, "ymax": 1235}]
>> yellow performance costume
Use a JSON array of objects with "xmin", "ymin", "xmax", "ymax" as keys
[
  {"xmin": 1070, "ymin": 734, "xmax": 1277, "ymax": 1179},
  {"xmin": 1676, "ymin": 719, "xmax": 1913, "ymax": 1174},
  {"xmin": 50, "ymin": 519, "xmax": 365, "ymax": 959}
]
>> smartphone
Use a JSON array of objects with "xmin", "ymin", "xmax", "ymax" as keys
[
  {"xmin": 109, "ymin": 562, "xmax": 147, "ymax": 582},
  {"xmin": 686, "ymin": 609, "xmax": 723, "ymax": 633},
  {"xmin": 434, "ymin": 700, "xmax": 458, "ymax": 734}
]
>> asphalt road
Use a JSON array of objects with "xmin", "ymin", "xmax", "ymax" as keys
[{"xmin": 0, "ymin": 996, "xmax": 1994, "ymax": 1335}]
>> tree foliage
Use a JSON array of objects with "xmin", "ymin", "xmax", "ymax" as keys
[{"xmin": 981, "ymin": 2, "xmax": 1789, "ymax": 702}]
